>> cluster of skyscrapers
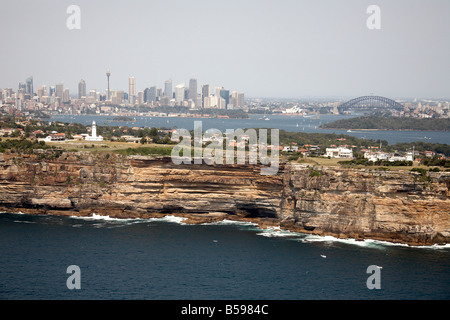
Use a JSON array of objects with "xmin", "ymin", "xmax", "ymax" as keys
[
  {"xmin": 76, "ymin": 72, "xmax": 245, "ymax": 110},
  {"xmin": 125, "ymin": 76, "xmax": 245, "ymax": 110},
  {"xmin": 1, "ymin": 77, "xmax": 71, "ymax": 109},
  {"xmin": 0, "ymin": 73, "xmax": 245, "ymax": 112}
]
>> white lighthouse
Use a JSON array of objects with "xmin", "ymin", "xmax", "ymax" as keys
[{"xmin": 85, "ymin": 121, "xmax": 103, "ymax": 141}]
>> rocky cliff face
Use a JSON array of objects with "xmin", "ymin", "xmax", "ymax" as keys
[
  {"xmin": 282, "ymin": 165, "xmax": 449, "ymax": 245},
  {"xmin": 0, "ymin": 151, "xmax": 448, "ymax": 246}
]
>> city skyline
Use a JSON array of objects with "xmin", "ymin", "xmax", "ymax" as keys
[
  {"xmin": 3, "ymin": 73, "xmax": 247, "ymax": 110},
  {"xmin": 0, "ymin": 0, "xmax": 449, "ymax": 99},
  {"xmin": 4, "ymin": 73, "xmax": 250, "ymax": 103}
]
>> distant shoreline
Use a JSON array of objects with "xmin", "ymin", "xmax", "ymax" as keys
[
  {"xmin": 322, "ymin": 127, "xmax": 449, "ymax": 132},
  {"xmin": 320, "ymin": 116, "xmax": 450, "ymax": 132}
]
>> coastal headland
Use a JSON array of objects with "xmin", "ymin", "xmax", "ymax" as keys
[{"xmin": 0, "ymin": 151, "xmax": 448, "ymax": 246}]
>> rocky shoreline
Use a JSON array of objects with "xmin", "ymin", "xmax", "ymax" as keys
[{"xmin": 0, "ymin": 151, "xmax": 448, "ymax": 246}]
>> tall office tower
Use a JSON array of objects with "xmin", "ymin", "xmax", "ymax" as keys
[
  {"xmin": 238, "ymin": 92, "xmax": 244, "ymax": 108},
  {"xmin": 148, "ymin": 86, "xmax": 157, "ymax": 103},
  {"xmin": 128, "ymin": 76, "xmax": 136, "ymax": 104},
  {"xmin": 164, "ymin": 79, "xmax": 172, "ymax": 97},
  {"xmin": 188, "ymin": 78, "xmax": 197, "ymax": 101},
  {"xmin": 112, "ymin": 91, "xmax": 124, "ymax": 104},
  {"xmin": 214, "ymin": 87, "xmax": 223, "ymax": 99},
  {"xmin": 106, "ymin": 69, "xmax": 111, "ymax": 100},
  {"xmin": 137, "ymin": 91, "xmax": 144, "ymax": 105},
  {"xmin": 209, "ymin": 95, "xmax": 217, "ymax": 108},
  {"xmin": 55, "ymin": 84, "xmax": 64, "ymax": 100},
  {"xmin": 143, "ymin": 88, "xmax": 150, "ymax": 103},
  {"xmin": 175, "ymin": 84, "xmax": 185, "ymax": 104},
  {"xmin": 18, "ymin": 82, "xmax": 26, "ymax": 92},
  {"xmin": 25, "ymin": 77, "xmax": 33, "ymax": 95},
  {"xmin": 17, "ymin": 84, "xmax": 25, "ymax": 100},
  {"xmin": 129, "ymin": 76, "xmax": 136, "ymax": 97},
  {"xmin": 203, "ymin": 96, "xmax": 211, "ymax": 109},
  {"xmin": 3, "ymin": 88, "xmax": 13, "ymax": 99},
  {"xmin": 63, "ymin": 88, "xmax": 70, "ymax": 103},
  {"xmin": 230, "ymin": 91, "xmax": 238, "ymax": 109},
  {"xmin": 201, "ymin": 84, "xmax": 210, "ymax": 109},
  {"xmin": 219, "ymin": 89, "xmax": 230, "ymax": 109},
  {"xmin": 78, "ymin": 79, "xmax": 86, "ymax": 98},
  {"xmin": 217, "ymin": 97, "xmax": 226, "ymax": 109}
]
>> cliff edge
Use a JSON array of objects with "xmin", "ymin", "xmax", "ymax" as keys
[{"xmin": 0, "ymin": 151, "xmax": 448, "ymax": 246}]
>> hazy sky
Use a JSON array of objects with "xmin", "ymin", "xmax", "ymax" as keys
[{"xmin": 1, "ymin": 0, "xmax": 449, "ymax": 99}]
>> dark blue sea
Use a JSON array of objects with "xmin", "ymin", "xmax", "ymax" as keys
[{"xmin": 0, "ymin": 212, "xmax": 449, "ymax": 300}]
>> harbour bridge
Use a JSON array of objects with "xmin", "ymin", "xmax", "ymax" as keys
[{"xmin": 339, "ymin": 96, "xmax": 404, "ymax": 110}]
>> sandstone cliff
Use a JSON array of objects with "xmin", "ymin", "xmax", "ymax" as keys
[{"xmin": 0, "ymin": 151, "xmax": 448, "ymax": 246}]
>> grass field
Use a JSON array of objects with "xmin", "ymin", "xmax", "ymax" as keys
[{"xmin": 46, "ymin": 140, "xmax": 173, "ymax": 153}]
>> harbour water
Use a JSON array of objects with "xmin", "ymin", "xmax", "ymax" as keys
[
  {"xmin": 1, "ymin": 212, "xmax": 449, "ymax": 300},
  {"xmin": 50, "ymin": 114, "xmax": 450, "ymax": 145}
]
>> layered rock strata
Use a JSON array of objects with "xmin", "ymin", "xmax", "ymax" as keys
[{"xmin": 0, "ymin": 151, "xmax": 448, "ymax": 246}]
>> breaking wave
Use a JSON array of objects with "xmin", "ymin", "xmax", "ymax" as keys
[
  {"xmin": 69, "ymin": 214, "xmax": 188, "ymax": 225},
  {"xmin": 70, "ymin": 213, "xmax": 143, "ymax": 222},
  {"xmin": 296, "ymin": 234, "xmax": 450, "ymax": 250},
  {"xmin": 147, "ymin": 215, "xmax": 188, "ymax": 224},
  {"xmin": 256, "ymin": 226, "xmax": 302, "ymax": 238},
  {"xmin": 201, "ymin": 219, "xmax": 258, "ymax": 227}
]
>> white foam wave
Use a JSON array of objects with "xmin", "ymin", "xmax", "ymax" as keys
[
  {"xmin": 201, "ymin": 219, "xmax": 258, "ymax": 227},
  {"xmin": 148, "ymin": 215, "xmax": 188, "ymax": 224},
  {"xmin": 299, "ymin": 234, "xmax": 389, "ymax": 248},
  {"xmin": 414, "ymin": 243, "xmax": 450, "ymax": 250},
  {"xmin": 69, "ymin": 213, "xmax": 142, "ymax": 222},
  {"xmin": 13, "ymin": 220, "xmax": 36, "ymax": 224},
  {"xmin": 256, "ymin": 226, "xmax": 301, "ymax": 238},
  {"xmin": 69, "ymin": 214, "xmax": 189, "ymax": 225},
  {"xmin": 297, "ymin": 234, "xmax": 450, "ymax": 249},
  {"xmin": 1, "ymin": 211, "xmax": 26, "ymax": 215}
]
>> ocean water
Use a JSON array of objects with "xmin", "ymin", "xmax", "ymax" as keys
[
  {"xmin": 51, "ymin": 114, "xmax": 450, "ymax": 145},
  {"xmin": 0, "ymin": 212, "xmax": 449, "ymax": 300}
]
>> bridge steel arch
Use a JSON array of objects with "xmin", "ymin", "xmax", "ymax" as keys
[{"xmin": 339, "ymin": 96, "xmax": 404, "ymax": 109}]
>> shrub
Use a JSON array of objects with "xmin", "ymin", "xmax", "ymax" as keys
[{"xmin": 309, "ymin": 169, "xmax": 321, "ymax": 177}]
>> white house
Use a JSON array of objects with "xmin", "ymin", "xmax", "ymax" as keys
[
  {"xmin": 406, "ymin": 151, "xmax": 414, "ymax": 162},
  {"xmin": 44, "ymin": 133, "xmax": 66, "ymax": 142},
  {"xmin": 325, "ymin": 147, "xmax": 353, "ymax": 159},
  {"xmin": 364, "ymin": 150, "xmax": 413, "ymax": 162},
  {"xmin": 389, "ymin": 153, "xmax": 407, "ymax": 162},
  {"xmin": 364, "ymin": 151, "xmax": 390, "ymax": 162}
]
